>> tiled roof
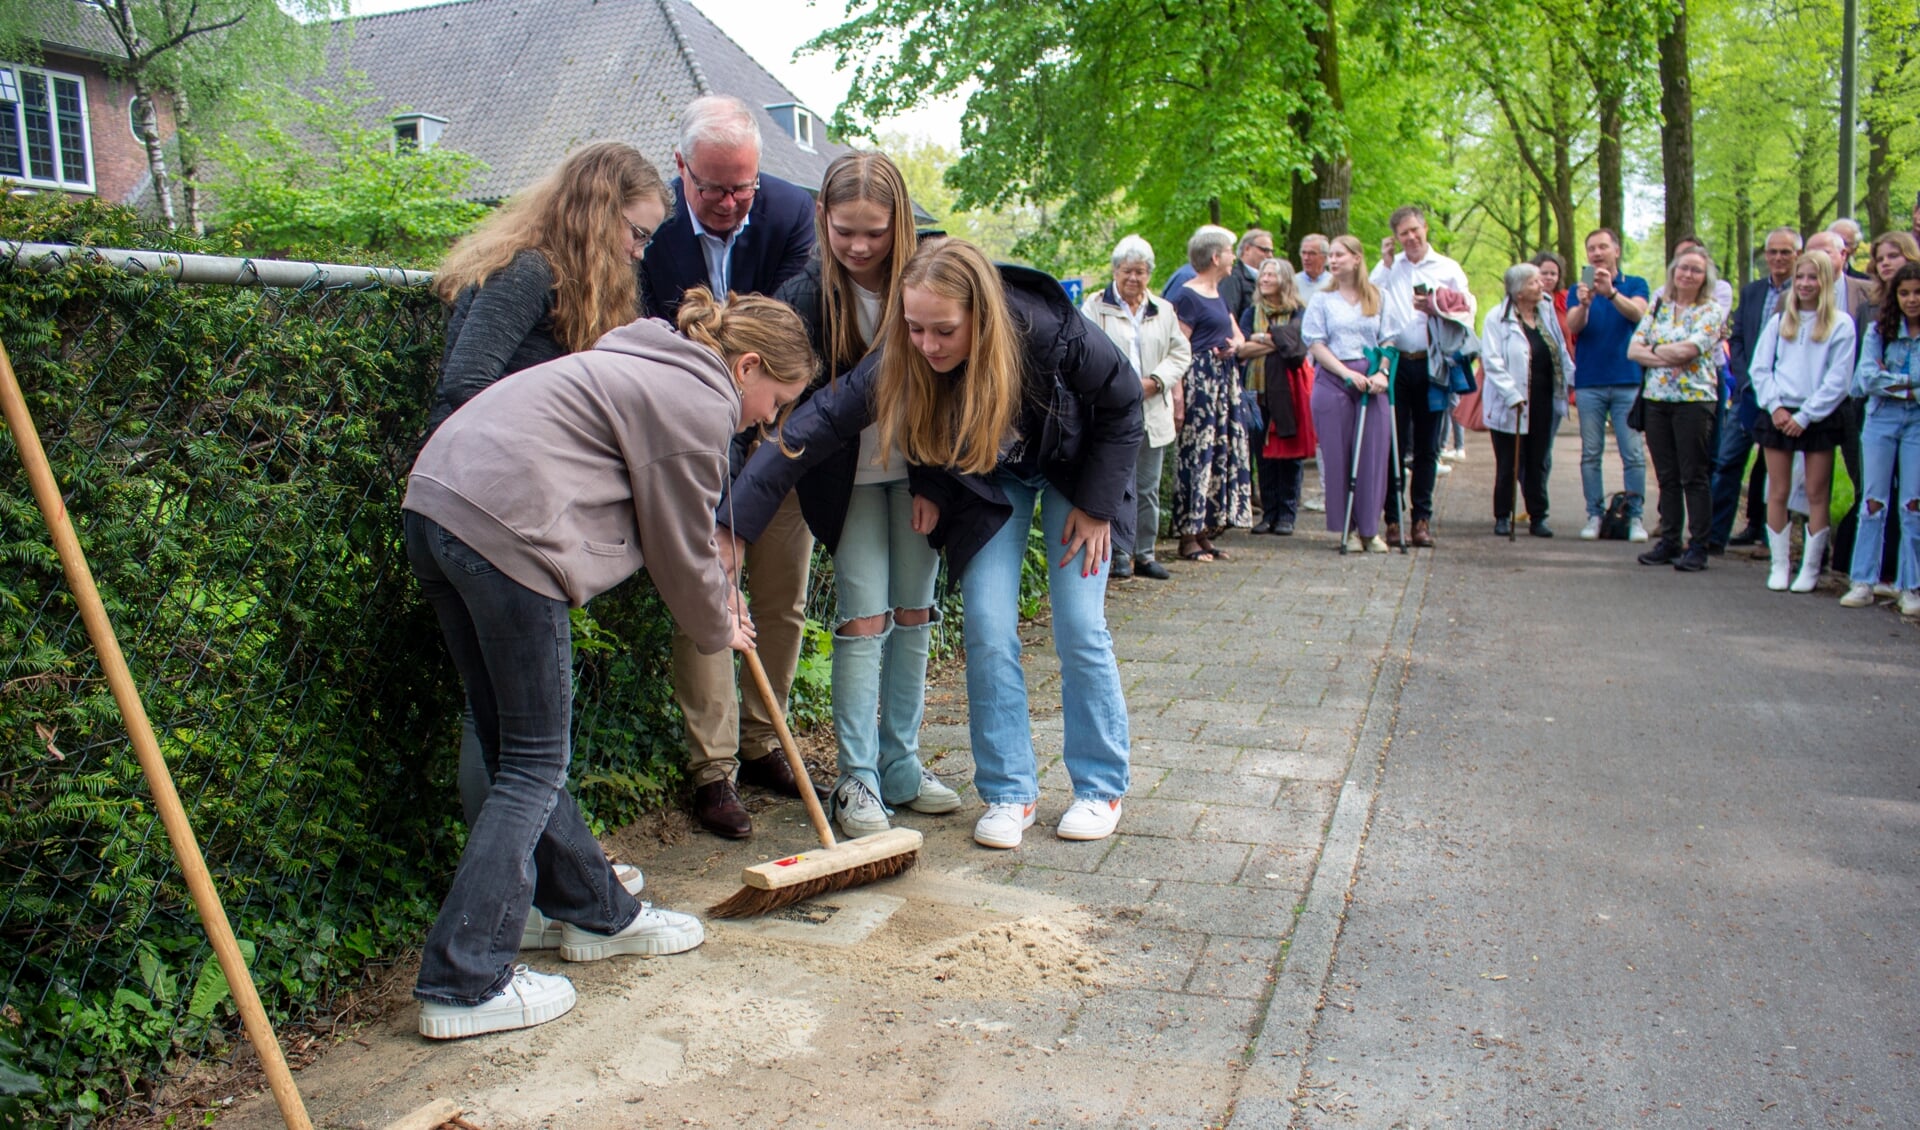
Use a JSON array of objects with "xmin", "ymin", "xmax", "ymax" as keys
[
  {"xmin": 30, "ymin": 1, "xmax": 134, "ymax": 61},
  {"xmin": 324, "ymin": 0, "xmax": 853, "ymax": 203}
]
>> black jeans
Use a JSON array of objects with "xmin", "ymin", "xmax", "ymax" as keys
[
  {"xmin": 1491, "ymin": 408, "xmax": 1558, "ymax": 522},
  {"xmin": 1386, "ymin": 354, "xmax": 1444, "ymax": 525},
  {"xmin": 405, "ymin": 512, "xmax": 639, "ymax": 1005},
  {"xmin": 1641, "ymin": 400, "xmax": 1716, "ymax": 548},
  {"xmin": 1247, "ymin": 391, "xmax": 1305, "ymax": 525}
]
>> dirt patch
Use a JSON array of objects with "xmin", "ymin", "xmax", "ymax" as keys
[{"xmin": 885, "ymin": 914, "xmax": 1108, "ymax": 997}]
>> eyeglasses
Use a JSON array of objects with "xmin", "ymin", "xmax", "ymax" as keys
[
  {"xmin": 686, "ymin": 171, "xmax": 760, "ymax": 203},
  {"xmin": 625, "ymin": 218, "xmax": 656, "ymax": 250},
  {"xmin": 1254, "ymin": 243, "xmax": 1275, "ymax": 254},
  {"xmin": 1763, "ymin": 247, "xmax": 1797, "ymax": 256}
]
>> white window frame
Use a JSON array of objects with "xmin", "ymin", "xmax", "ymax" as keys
[
  {"xmin": 794, "ymin": 107, "xmax": 814, "ymax": 152},
  {"xmin": 0, "ymin": 62, "xmax": 96, "ymax": 193}
]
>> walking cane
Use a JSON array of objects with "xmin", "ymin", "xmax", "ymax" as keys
[
  {"xmin": 1510, "ymin": 413, "xmax": 1523, "ymax": 542},
  {"xmin": 1379, "ymin": 348, "xmax": 1409, "ymax": 554},
  {"xmin": 1340, "ymin": 386, "xmax": 1367, "ymax": 555},
  {"xmin": 0, "ymin": 340, "xmax": 313, "ymax": 1130}
]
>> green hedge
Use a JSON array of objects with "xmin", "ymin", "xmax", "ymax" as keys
[{"xmin": 0, "ymin": 195, "xmax": 706, "ymax": 1124}]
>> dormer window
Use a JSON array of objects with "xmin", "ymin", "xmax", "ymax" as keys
[
  {"xmin": 391, "ymin": 112, "xmax": 448, "ymax": 152},
  {"xmin": 763, "ymin": 102, "xmax": 818, "ymax": 152}
]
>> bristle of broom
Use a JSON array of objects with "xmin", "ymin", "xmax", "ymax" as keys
[{"xmin": 707, "ymin": 849, "xmax": 918, "ymax": 918}]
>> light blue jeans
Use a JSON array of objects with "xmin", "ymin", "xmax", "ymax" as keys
[
  {"xmin": 1849, "ymin": 398, "xmax": 1920, "ymax": 590},
  {"xmin": 959, "ymin": 471, "xmax": 1130, "ymax": 805},
  {"xmin": 1576, "ymin": 384, "xmax": 1647, "ymax": 519},
  {"xmin": 831, "ymin": 479, "xmax": 942, "ymax": 806}
]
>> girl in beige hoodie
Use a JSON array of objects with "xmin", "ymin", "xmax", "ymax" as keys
[{"xmin": 404, "ymin": 290, "xmax": 814, "ymax": 1039}]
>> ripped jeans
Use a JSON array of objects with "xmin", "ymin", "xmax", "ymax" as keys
[
  {"xmin": 1850, "ymin": 397, "xmax": 1920, "ymax": 590},
  {"xmin": 831, "ymin": 479, "xmax": 941, "ymax": 805}
]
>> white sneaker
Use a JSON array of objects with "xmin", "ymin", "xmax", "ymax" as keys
[
  {"xmin": 1627, "ymin": 518, "xmax": 1649, "ymax": 543},
  {"xmin": 1056, "ymin": 799, "xmax": 1123, "ymax": 841},
  {"xmin": 973, "ymin": 802, "xmax": 1037, "ymax": 849},
  {"xmin": 1303, "ymin": 496, "xmax": 1326, "ymax": 513},
  {"xmin": 521, "ymin": 862, "xmax": 646, "ymax": 950},
  {"xmin": 1840, "ymin": 583, "xmax": 1876, "ymax": 608},
  {"xmin": 904, "ymin": 767, "xmax": 962, "ymax": 814},
  {"xmin": 1902, "ymin": 590, "xmax": 1920, "ymax": 617},
  {"xmin": 1365, "ymin": 535, "xmax": 1389, "ymax": 553},
  {"xmin": 558, "ymin": 903, "xmax": 704, "ymax": 961},
  {"xmin": 1450, "ymin": 447, "xmax": 1469, "ymax": 462},
  {"xmin": 1874, "ymin": 582, "xmax": 1899, "ymax": 598},
  {"xmin": 1580, "ymin": 517, "xmax": 1601, "ymax": 540},
  {"xmin": 1434, "ymin": 461, "xmax": 1453, "ymax": 476},
  {"xmin": 832, "ymin": 777, "xmax": 891, "ymax": 837},
  {"xmin": 419, "ymin": 965, "xmax": 575, "ymax": 1040}
]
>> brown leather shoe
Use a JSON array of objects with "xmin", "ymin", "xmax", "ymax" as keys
[
  {"xmin": 692, "ymin": 780, "xmax": 752, "ymax": 839},
  {"xmin": 1411, "ymin": 519, "xmax": 1435, "ymax": 547},
  {"xmin": 1384, "ymin": 522, "xmax": 1401, "ymax": 545},
  {"xmin": 737, "ymin": 751, "xmax": 802, "ymax": 797}
]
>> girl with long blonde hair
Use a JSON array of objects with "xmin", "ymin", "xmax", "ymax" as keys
[
  {"xmin": 1304, "ymin": 234, "xmax": 1400, "ymax": 550},
  {"xmin": 1748, "ymin": 251, "xmax": 1857, "ymax": 591},
  {"xmin": 762, "ymin": 152, "xmax": 962, "ymax": 836},
  {"xmin": 726, "ymin": 237, "xmax": 1145, "ymax": 849}
]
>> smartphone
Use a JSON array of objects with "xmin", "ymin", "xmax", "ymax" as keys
[
  {"xmin": 1413, "ymin": 283, "xmax": 1431, "ymax": 297},
  {"xmin": 1580, "ymin": 265, "xmax": 1596, "ymax": 287}
]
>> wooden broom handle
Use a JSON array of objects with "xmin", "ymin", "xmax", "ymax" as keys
[
  {"xmin": 741, "ymin": 648, "xmax": 837, "ymax": 850},
  {"xmin": 0, "ymin": 341, "xmax": 313, "ymax": 1130}
]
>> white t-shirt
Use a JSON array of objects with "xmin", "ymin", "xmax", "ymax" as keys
[{"xmin": 850, "ymin": 282, "xmax": 906, "ymax": 484}]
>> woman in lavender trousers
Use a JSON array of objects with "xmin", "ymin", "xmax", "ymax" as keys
[{"xmin": 1306, "ymin": 234, "xmax": 1405, "ymax": 551}]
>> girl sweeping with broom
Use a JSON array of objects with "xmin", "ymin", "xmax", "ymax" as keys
[
  {"xmin": 724, "ymin": 237, "xmax": 1143, "ymax": 850},
  {"xmin": 403, "ymin": 289, "xmax": 813, "ymax": 1039}
]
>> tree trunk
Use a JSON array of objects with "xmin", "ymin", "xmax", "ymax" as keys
[
  {"xmin": 173, "ymin": 86, "xmax": 205, "ymax": 237},
  {"xmin": 132, "ymin": 76, "xmax": 178, "ymax": 230},
  {"xmin": 1596, "ymin": 91, "xmax": 1625, "ymax": 237},
  {"xmin": 1796, "ymin": 139, "xmax": 1819, "ymax": 236},
  {"xmin": 1536, "ymin": 192, "xmax": 1551, "ymax": 253},
  {"xmin": 1656, "ymin": 1, "xmax": 1694, "ymax": 259},
  {"xmin": 1733, "ymin": 175, "xmax": 1752, "ymax": 289},
  {"xmin": 1287, "ymin": 0, "xmax": 1347, "ymax": 253}
]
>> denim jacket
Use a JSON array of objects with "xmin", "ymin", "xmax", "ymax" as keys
[{"xmin": 1854, "ymin": 322, "xmax": 1920, "ymax": 404}]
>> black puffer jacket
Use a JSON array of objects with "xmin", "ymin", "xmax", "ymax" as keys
[
  {"xmin": 767, "ymin": 257, "xmax": 865, "ymax": 552},
  {"xmin": 724, "ymin": 264, "xmax": 1144, "ymax": 580}
]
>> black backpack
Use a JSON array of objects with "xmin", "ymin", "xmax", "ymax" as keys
[{"xmin": 1598, "ymin": 492, "xmax": 1633, "ymax": 540}]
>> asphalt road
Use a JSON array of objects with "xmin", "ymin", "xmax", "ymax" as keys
[{"xmin": 1295, "ymin": 430, "xmax": 1920, "ymax": 1129}]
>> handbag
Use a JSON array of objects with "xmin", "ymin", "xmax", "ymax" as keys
[
  {"xmin": 1626, "ymin": 298, "xmax": 1662, "ymax": 432},
  {"xmin": 1451, "ymin": 383, "xmax": 1488, "ymax": 433}
]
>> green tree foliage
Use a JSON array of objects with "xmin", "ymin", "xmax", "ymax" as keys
[{"xmin": 207, "ymin": 84, "xmax": 489, "ymax": 265}]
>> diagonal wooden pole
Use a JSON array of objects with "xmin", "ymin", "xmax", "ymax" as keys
[{"xmin": 0, "ymin": 339, "xmax": 312, "ymax": 1130}]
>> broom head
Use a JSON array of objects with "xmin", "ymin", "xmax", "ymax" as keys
[{"xmin": 708, "ymin": 827, "xmax": 922, "ymax": 918}]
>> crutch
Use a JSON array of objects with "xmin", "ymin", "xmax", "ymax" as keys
[
  {"xmin": 1510, "ymin": 409, "xmax": 1523, "ymax": 542},
  {"xmin": 1340, "ymin": 384, "xmax": 1368, "ymax": 555},
  {"xmin": 1378, "ymin": 347, "xmax": 1409, "ymax": 554}
]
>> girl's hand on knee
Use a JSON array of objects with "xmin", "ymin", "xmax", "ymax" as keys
[
  {"xmin": 1060, "ymin": 508, "xmax": 1113, "ymax": 577},
  {"xmin": 911, "ymin": 495, "xmax": 941, "ymax": 534}
]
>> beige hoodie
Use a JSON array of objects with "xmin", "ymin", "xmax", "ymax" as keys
[{"xmin": 404, "ymin": 317, "xmax": 738, "ymax": 653}]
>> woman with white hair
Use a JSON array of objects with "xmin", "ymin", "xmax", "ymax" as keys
[
  {"xmin": 1480, "ymin": 262, "xmax": 1575, "ymax": 536},
  {"xmin": 1082, "ymin": 235, "xmax": 1193, "ymax": 578},
  {"xmin": 1170, "ymin": 224, "xmax": 1253, "ymax": 562}
]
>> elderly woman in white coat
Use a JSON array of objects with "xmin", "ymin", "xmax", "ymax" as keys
[
  {"xmin": 1481, "ymin": 262, "xmax": 1575, "ymax": 536},
  {"xmin": 1082, "ymin": 234, "xmax": 1193, "ymax": 579}
]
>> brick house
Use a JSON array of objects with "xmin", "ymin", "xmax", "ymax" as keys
[{"xmin": 2, "ymin": 7, "xmax": 174, "ymax": 207}]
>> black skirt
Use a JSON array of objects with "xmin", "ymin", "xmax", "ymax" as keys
[{"xmin": 1752, "ymin": 402, "xmax": 1847, "ymax": 454}]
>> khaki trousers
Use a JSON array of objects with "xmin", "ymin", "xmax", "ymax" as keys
[{"xmin": 671, "ymin": 490, "xmax": 814, "ymax": 786}]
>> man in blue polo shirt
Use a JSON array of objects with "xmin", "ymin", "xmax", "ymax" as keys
[{"xmin": 1566, "ymin": 227, "xmax": 1651, "ymax": 541}]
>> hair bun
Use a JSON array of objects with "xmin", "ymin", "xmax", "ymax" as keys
[{"xmin": 676, "ymin": 286, "xmax": 725, "ymax": 342}]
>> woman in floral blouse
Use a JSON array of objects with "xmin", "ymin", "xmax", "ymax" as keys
[{"xmin": 1627, "ymin": 245, "xmax": 1728, "ymax": 572}]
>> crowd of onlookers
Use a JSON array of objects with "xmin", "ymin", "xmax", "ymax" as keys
[{"xmin": 1090, "ymin": 198, "xmax": 1920, "ymax": 613}]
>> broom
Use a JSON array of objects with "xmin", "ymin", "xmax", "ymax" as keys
[{"xmin": 707, "ymin": 648, "xmax": 922, "ymax": 917}]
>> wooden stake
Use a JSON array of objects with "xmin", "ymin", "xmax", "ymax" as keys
[{"xmin": 0, "ymin": 340, "xmax": 313, "ymax": 1130}]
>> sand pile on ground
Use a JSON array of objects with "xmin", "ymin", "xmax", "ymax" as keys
[{"xmin": 886, "ymin": 915, "xmax": 1107, "ymax": 996}]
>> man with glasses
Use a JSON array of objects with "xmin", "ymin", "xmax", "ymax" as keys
[
  {"xmin": 643, "ymin": 95, "xmax": 818, "ymax": 839},
  {"xmin": 1218, "ymin": 228, "xmax": 1275, "ymax": 325},
  {"xmin": 642, "ymin": 94, "xmax": 816, "ymax": 321},
  {"xmin": 1711, "ymin": 227, "xmax": 1800, "ymax": 551}
]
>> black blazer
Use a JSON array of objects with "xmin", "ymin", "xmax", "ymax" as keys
[
  {"xmin": 1728, "ymin": 277, "xmax": 1781, "ymax": 389},
  {"xmin": 641, "ymin": 171, "xmax": 816, "ymax": 319},
  {"xmin": 724, "ymin": 265, "xmax": 1144, "ymax": 580}
]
